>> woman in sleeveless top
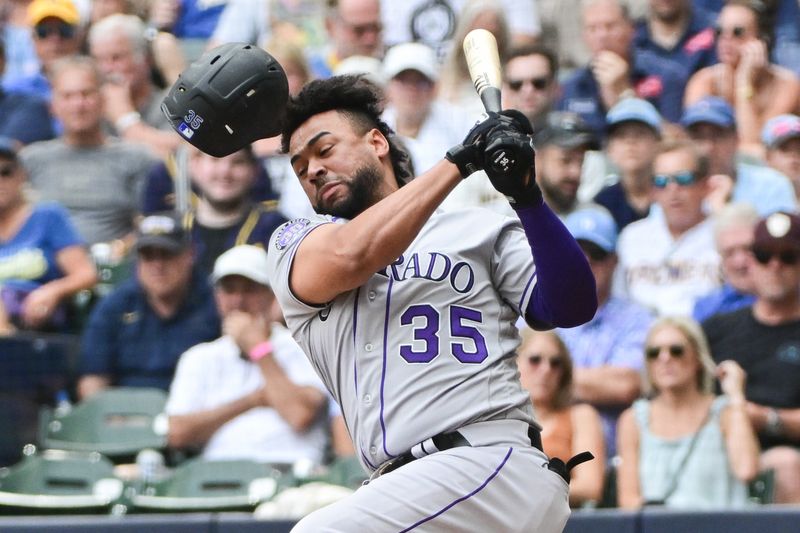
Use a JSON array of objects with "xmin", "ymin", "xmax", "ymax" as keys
[
  {"xmin": 517, "ymin": 328, "xmax": 606, "ymax": 507},
  {"xmin": 616, "ymin": 316, "xmax": 760, "ymax": 509},
  {"xmin": 684, "ymin": 1, "xmax": 800, "ymax": 157}
]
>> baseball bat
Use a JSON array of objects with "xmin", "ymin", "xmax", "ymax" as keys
[{"xmin": 463, "ymin": 29, "xmax": 502, "ymax": 114}]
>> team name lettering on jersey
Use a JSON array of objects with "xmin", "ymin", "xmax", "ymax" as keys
[{"xmin": 376, "ymin": 252, "xmax": 475, "ymax": 293}]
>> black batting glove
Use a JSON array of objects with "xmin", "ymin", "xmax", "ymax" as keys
[
  {"xmin": 446, "ymin": 111, "xmax": 528, "ymax": 178},
  {"xmin": 482, "ymin": 110, "xmax": 542, "ymax": 208}
]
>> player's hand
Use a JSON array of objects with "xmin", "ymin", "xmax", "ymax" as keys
[
  {"xmin": 446, "ymin": 110, "xmax": 532, "ymax": 178},
  {"xmin": 223, "ymin": 310, "xmax": 271, "ymax": 355}
]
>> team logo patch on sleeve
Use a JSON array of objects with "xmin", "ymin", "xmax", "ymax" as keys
[{"xmin": 275, "ymin": 218, "xmax": 311, "ymax": 250}]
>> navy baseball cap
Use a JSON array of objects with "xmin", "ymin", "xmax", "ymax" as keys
[
  {"xmin": 564, "ymin": 205, "xmax": 619, "ymax": 253},
  {"xmin": 136, "ymin": 212, "xmax": 190, "ymax": 253},
  {"xmin": 606, "ymin": 97, "xmax": 662, "ymax": 135},
  {"xmin": 761, "ymin": 114, "xmax": 800, "ymax": 149},
  {"xmin": 0, "ymin": 137, "xmax": 18, "ymax": 161},
  {"xmin": 680, "ymin": 97, "xmax": 736, "ymax": 129},
  {"xmin": 534, "ymin": 112, "xmax": 599, "ymax": 150}
]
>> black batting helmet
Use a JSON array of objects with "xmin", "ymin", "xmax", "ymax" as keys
[{"xmin": 161, "ymin": 43, "xmax": 289, "ymax": 157}]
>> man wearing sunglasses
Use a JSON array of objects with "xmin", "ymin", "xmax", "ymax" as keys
[
  {"xmin": 702, "ymin": 211, "xmax": 800, "ymax": 504},
  {"xmin": 502, "ymin": 45, "xmax": 559, "ymax": 134},
  {"xmin": 3, "ymin": 0, "xmax": 81, "ymax": 102},
  {"xmin": 615, "ymin": 138, "xmax": 721, "ymax": 316}
]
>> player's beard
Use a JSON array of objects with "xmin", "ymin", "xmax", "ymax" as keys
[{"xmin": 316, "ymin": 162, "xmax": 384, "ymax": 219}]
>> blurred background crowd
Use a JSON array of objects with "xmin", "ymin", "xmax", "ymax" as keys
[{"xmin": 1, "ymin": 0, "xmax": 800, "ymax": 520}]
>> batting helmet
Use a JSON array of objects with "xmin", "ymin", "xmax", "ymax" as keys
[{"xmin": 161, "ymin": 43, "xmax": 289, "ymax": 157}]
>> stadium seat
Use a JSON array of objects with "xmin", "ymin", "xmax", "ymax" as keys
[
  {"xmin": 130, "ymin": 459, "xmax": 282, "ymax": 512},
  {"xmin": 0, "ymin": 447, "xmax": 123, "ymax": 514},
  {"xmin": 38, "ymin": 388, "xmax": 169, "ymax": 460}
]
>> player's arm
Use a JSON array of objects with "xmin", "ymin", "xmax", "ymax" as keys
[
  {"xmin": 616, "ymin": 407, "xmax": 643, "ymax": 509},
  {"xmin": 290, "ymin": 132, "xmax": 464, "ymax": 304}
]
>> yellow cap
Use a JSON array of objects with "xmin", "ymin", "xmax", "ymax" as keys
[{"xmin": 28, "ymin": 0, "xmax": 80, "ymax": 26}]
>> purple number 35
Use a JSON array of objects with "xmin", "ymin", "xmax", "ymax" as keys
[{"xmin": 399, "ymin": 304, "xmax": 489, "ymax": 364}]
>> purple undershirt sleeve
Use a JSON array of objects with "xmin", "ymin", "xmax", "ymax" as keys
[{"xmin": 515, "ymin": 203, "xmax": 597, "ymax": 330}]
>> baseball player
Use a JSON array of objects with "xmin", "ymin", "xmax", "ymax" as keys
[{"xmin": 162, "ymin": 46, "xmax": 597, "ymax": 533}]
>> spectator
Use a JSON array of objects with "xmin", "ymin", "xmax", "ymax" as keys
[
  {"xmin": 615, "ymin": 139, "xmax": 721, "ymax": 316},
  {"xmin": 702, "ymin": 211, "xmax": 800, "ymax": 504},
  {"xmin": 1, "ymin": 0, "xmax": 40, "ymax": 87},
  {"xmin": 20, "ymin": 56, "xmax": 155, "ymax": 251},
  {"xmin": 0, "ymin": 137, "xmax": 96, "ymax": 333},
  {"xmin": 0, "ymin": 37, "xmax": 54, "ymax": 145},
  {"xmin": 381, "ymin": 42, "xmax": 467, "ymax": 175},
  {"xmin": 186, "ymin": 145, "xmax": 287, "ymax": 275},
  {"xmin": 88, "ymin": 14, "xmax": 182, "ymax": 159},
  {"xmin": 4, "ymin": 0, "xmax": 82, "ymax": 102},
  {"xmin": 761, "ymin": 114, "xmax": 800, "ymax": 201},
  {"xmin": 558, "ymin": 205, "xmax": 653, "ymax": 457},
  {"xmin": 78, "ymin": 211, "xmax": 220, "ymax": 398},
  {"xmin": 681, "ymin": 96, "xmax": 797, "ymax": 216},
  {"xmin": 632, "ymin": 0, "xmax": 717, "ymax": 101},
  {"xmin": 148, "ymin": 0, "xmax": 226, "ymax": 42},
  {"xmin": 501, "ymin": 44, "xmax": 560, "ymax": 134},
  {"xmin": 684, "ymin": 0, "xmax": 800, "ymax": 156},
  {"xmin": 438, "ymin": 0, "xmax": 511, "ymax": 121},
  {"xmin": 166, "ymin": 245, "xmax": 329, "ymax": 464},
  {"xmin": 532, "ymin": 112, "xmax": 600, "ymax": 218},
  {"xmin": 617, "ymin": 316, "xmax": 760, "ymax": 509},
  {"xmin": 692, "ymin": 203, "xmax": 758, "ymax": 323},
  {"xmin": 517, "ymin": 328, "xmax": 606, "ymax": 508},
  {"xmin": 557, "ymin": 0, "xmax": 685, "ymax": 136},
  {"xmin": 594, "ymin": 97, "xmax": 662, "ymax": 230}
]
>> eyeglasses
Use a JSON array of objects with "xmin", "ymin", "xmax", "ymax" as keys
[
  {"xmin": 0, "ymin": 164, "xmax": 17, "ymax": 178},
  {"xmin": 528, "ymin": 354, "xmax": 563, "ymax": 369},
  {"xmin": 653, "ymin": 170, "xmax": 697, "ymax": 188},
  {"xmin": 714, "ymin": 25, "xmax": 747, "ymax": 39},
  {"xmin": 645, "ymin": 344, "xmax": 686, "ymax": 361},
  {"xmin": 34, "ymin": 23, "xmax": 76, "ymax": 40},
  {"xmin": 752, "ymin": 248, "xmax": 800, "ymax": 266},
  {"xmin": 507, "ymin": 77, "xmax": 551, "ymax": 92}
]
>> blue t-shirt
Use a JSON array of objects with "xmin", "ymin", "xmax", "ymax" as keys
[
  {"xmin": 593, "ymin": 181, "xmax": 650, "ymax": 231},
  {"xmin": 0, "ymin": 202, "xmax": 83, "ymax": 293},
  {"xmin": 0, "ymin": 88, "xmax": 54, "ymax": 145},
  {"xmin": 172, "ymin": 0, "xmax": 228, "ymax": 39},
  {"xmin": 79, "ymin": 270, "xmax": 221, "ymax": 390},
  {"xmin": 693, "ymin": 283, "xmax": 755, "ymax": 323},
  {"xmin": 733, "ymin": 163, "xmax": 798, "ymax": 216}
]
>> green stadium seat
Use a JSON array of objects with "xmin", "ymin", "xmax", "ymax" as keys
[
  {"xmin": 38, "ymin": 388, "xmax": 168, "ymax": 459},
  {"xmin": 0, "ymin": 447, "xmax": 123, "ymax": 514}
]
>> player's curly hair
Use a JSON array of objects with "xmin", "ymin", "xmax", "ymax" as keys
[{"xmin": 280, "ymin": 75, "xmax": 413, "ymax": 186}]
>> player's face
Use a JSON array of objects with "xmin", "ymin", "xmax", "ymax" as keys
[
  {"xmin": 289, "ymin": 110, "xmax": 392, "ymax": 219},
  {"xmin": 537, "ymin": 145, "xmax": 587, "ymax": 212},
  {"xmin": 190, "ymin": 148, "xmax": 256, "ymax": 210},
  {"xmin": 607, "ymin": 122, "xmax": 659, "ymax": 177},
  {"xmin": 645, "ymin": 325, "xmax": 700, "ymax": 393},
  {"xmin": 517, "ymin": 333, "xmax": 565, "ymax": 407},
  {"xmin": 136, "ymin": 247, "xmax": 194, "ymax": 301},
  {"xmin": 215, "ymin": 275, "xmax": 273, "ymax": 317},
  {"xmin": 652, "ymin": 148, "xmax": 707, "ymax": 231},
  {"xmin": 717, "ymin": 223, "xmax": 755, "ymax": 293},
  {"xmin": 767, "ymin": 138, "xmax": 800, "ymax": 184}
]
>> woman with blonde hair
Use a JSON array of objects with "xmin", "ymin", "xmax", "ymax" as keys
[
  {"xmin": 616, "ymin": 316, "xmax": 760, "ymax": 509},
  {"xmin": 517, "ymin": 328, "xmax": 606, "ymax": 508}
]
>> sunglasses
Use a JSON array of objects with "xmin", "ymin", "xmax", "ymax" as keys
[
  {"xmin": 507, "ymin": 77, "xmax": 551, "ymax": 92},
  {"xmin": 0, "ymin": 164, "xmax": 17, "ymax": 178},
  {"xmin": 752, "ymin": 248, "xmax": 800, "ymax": 266},
  {"xmin": 653, "ymin": 170, "xmax": 697, "ymax": 188},
  {"xmin": 34, "ymin": 23, "xmax": 76, "ymax": 40},
  {"xmin": 645, "ymin": 344, "xmax": 686, "ymax": 361},
  {"xmin": 528, "ymin": 354, "xmax": 563, "ymax": 369},
  {"xmin": 714, "ymin": 25, "xmax": 747, "ymax": 39}
]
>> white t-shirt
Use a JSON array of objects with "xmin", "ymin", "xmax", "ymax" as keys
[{"xmin": 166, "ymin": 325, "xmax": 329, "ymax": 464}]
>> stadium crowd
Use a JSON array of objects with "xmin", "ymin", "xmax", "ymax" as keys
[{"xmin": 1, "ymin": 0, "xmax": 799, "ymax": 519}]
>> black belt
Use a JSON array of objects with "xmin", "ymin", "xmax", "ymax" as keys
[{"xmin": 371, "ymin": 426, "xmax": 544, "ymax": 479}]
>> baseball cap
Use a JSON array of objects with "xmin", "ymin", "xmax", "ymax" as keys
[
  {"xmin": 334, "ymin": 55, "xmax": 386, "ymax": 86},
  {"xmin": 564, "ymin": 205, "xmax": 619, "ymax": 253},
  {"xmin": 606, "ymin": 97, "xmax": 662, "ymax": 135},
  {"xmin": 136, "ymin": 212, "xmax": 190, "ymax": 253},
  {"xmin": 0, "ymin": 137, "xmax": 18, "ymax": 161},
  {"xmin": 680, "ymin": 96, "xmax": 736, "ymax": 129},
  {"xmin": 383, "ymin": 42, "xmax": 439, "ymax": 82},
  {"xmin": 761, "ymin": 114, "xmax": 800, "ymax": 150},
  {"xmin": 753, "ymin": 211, "xmax": 800, "ymax": 251},
  {"xmin": 28, "ymin": 0, "xmax": 80, "ymax": 26},
  {"xmin": 534, "ymin": 112, "xmax": 599, "ymax": 150},
  {"xmin": 211, "ymin": 245, "xmax": 270, "ymax": 287}
]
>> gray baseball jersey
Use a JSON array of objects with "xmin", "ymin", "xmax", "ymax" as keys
[{"xmin": 268, "ymin": 206, "xmax": 540, "ymax": 471}]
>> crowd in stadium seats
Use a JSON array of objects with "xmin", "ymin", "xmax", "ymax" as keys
[{"xmin": 1, "ymin": 0, "xmax": 800, "ymax": 520}]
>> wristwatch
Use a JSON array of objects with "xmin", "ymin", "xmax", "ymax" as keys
[{"xmin": 765, "ymin": 408, "xmax": 784, "ymax": 437}]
